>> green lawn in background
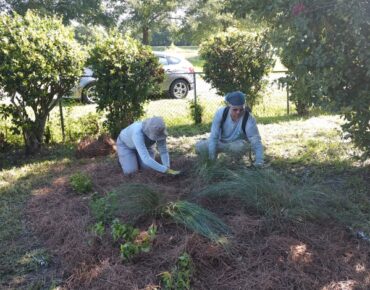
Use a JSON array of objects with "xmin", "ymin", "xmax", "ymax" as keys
[{"xmin": 152, "ymin": 45, "xmax": 204, "ymax": 71}]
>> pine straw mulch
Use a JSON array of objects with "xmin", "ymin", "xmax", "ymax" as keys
[{"xmin": 25, "ymin": 157, "xmax": 370, "ymax": 290}]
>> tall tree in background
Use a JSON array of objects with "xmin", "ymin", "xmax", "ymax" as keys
[
  {"xmin": 3, "ymin": 0, "xmax": 112, "ymax": 24},
  {"xmin": 178, "ymin": 0, "xmax": 236, "ymax": 44},
  {"xmin": 122, "ymin": 0, "xmax": 179, "ymax": 45}
]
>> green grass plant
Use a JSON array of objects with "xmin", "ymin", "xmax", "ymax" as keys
[
  {"xmin": 165, "ymin": 201, "xmax": 231, "ymax": 244},
  {"xmin": 194, "ymin": 159, "xmax": 370, "ymax": 233},
  {"xmin": 90, "ymin": 184, "xmax": 166, "ymax": 223}
]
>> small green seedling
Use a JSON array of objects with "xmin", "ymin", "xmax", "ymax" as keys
[
  {"xmin": 70, "ymin": 172, "xmax": 93, "ymax": 193},
  {"xmin": 92, "ymin": 221, "xmax": 105, "ymax": 237}
]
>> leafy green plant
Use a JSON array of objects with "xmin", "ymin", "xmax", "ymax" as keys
[
  {"xmin": 200, "ymin": 28, "xmax": 274, "ymax": 109},
  {"xmin": 189, "ymin": 100, "xmax": 204, "ymax": 124},
  {"xmin": 0, "ymin": 11, "xmax": 85, "ymax": 154},
  {"xmin": 64, "ymin": 112, "xmax": 103, "ymax": 142},
  {"xmin": 120, "ymin": 241, "xmax": 141, "ymax": 261},
  {"xmin": 88, "ymin": 31, "xmax": 164, "ymax": 138},
  {"xmin": 160, "ymin": 252, "xmax": 192, "ymax": 290},
  {"xmin": 116, "ymin": 221, "xmax": 157, "ymax": 262},
  {"xmin": 70, "ymin": 172, "xmax": 93, "ymax": 194},
  {"xmin": 111, "ymin": 218, "xmax": 127, "ymax": 242},
  {"xmin": 92, "ymin": 221, "xmax": 105, "ymax": 238}
]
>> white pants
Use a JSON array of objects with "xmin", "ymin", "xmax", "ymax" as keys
[
  {"xmin": 195, "ymin": 139, "xmax": 251, "ymax": 157},
  {"xmin": 116, "ymin": 138, "xmax": 154, "ymax": 174}
]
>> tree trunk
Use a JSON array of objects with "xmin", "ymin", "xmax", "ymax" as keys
[
  {"xmin": 23, "ymin": 118, "xmax": 47, "ymax": 155},
  {"xmin": 142, "ymin": 26, "xmax": 149, "ymax": 45},
  {"xmin": 295, "ymin": 99, "xmax": 310, "ymax": 116}
]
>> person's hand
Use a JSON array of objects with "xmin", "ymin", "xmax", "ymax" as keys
[{"xmin": 166, "ymin": 168, "xmax": 181, "ymax": 176}]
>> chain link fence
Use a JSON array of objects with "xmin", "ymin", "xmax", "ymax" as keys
[
  {"xmin": 144, "ymin": 71, "xmax": 290, "ymax": 129},
  {"xmin": 0, "ymin": 70, "xmax": 290, "ymax": 147}
]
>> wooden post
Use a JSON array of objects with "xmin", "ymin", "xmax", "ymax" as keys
[
  {"xmin": 59, "ymin": 99, "xmax": 65, "ymax": 143},
  {"xmin": 286, "ymin": 83, "xmax": 290, "ymax": 115},
  {"xmin": 193, "ymin": 72, "xmax": 197, "ymax": 106}
]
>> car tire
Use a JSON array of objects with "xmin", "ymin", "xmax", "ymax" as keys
[
  {"xmin": 81, "ymin": 82, "xmax": 98, "ymax": 104},
  {"xmin": 169, "ymin": 79, "xmax": 189, "ymax": 99}
]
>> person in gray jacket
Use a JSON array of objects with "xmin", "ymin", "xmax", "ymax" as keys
[
  {"xmin": 116, "ymin": 116, "xmax": 180, "ymax": 175},
  {"xmin": 195, "ymin": 91, "xmax": 264, "ymax": 166}
]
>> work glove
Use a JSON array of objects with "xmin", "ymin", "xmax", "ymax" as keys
[{"xmin": 166, "ymin": 168, "xmax": 181, "ymax": 176}]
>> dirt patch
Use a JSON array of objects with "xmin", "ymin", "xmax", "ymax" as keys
[
  {"xmin": 25, "ymin": 157, "xmax": 370, "ymax": 289},
  {"xmin": 76, "ymin": 134, "xmax": 116, "ymax": 159}
]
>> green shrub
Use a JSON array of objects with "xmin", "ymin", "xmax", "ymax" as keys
[
  {"xmin": 200, "ymin": 29, "xmax": 274, "ymax": 108},
  {"xmin": 65, "ymin": 112, "xmax": 103, "ymax": 142},
  {"xmin": 70, "ymin": 172, "xmax": 93, "ymax": 194},
  {"xmin": 0, "ymin": 11, "xmax": 85, "ymax": 154},
  {"xmin": 88, "ymin": 31, "xmax": 164, "ymax": 138},
  {"xmin": 189, "ymin": 100, "xmax": 204, "ymax": 124},
  {"xmin": 92, "ymin": 221, "xmax": 105, "ymax": 238}
]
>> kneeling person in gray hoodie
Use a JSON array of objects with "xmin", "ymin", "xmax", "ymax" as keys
[
  {"xmin": 116, "ymin": 116, "xmax": 180, "ymax": 175},
  {"xmin": 195, "ymin": 91, "xmax": 264, "ymax": 166}
]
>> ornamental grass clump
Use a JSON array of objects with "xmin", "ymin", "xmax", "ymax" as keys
[
  {"xmin": 196, "ymin": 168, "xmax": 293, "ymax": 217},
  {"xmin": 195, "ymin": 167, "xmax": 338, "ymax": 223},
  {"xmin": 165, "ymin": 201, "xmax": 231, "ymax": 244}
]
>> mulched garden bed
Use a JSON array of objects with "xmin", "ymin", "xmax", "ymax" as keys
[{"xmin": 25, "ymin": 157, "xmax": 370, "ymax": 289}]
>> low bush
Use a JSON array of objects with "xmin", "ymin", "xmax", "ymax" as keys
[
  {"xmin": 188, "ymin": 100, "xmax": 204, "ymax": 124},
  {"xmin": 88, "ymin": 31, "xmax": 164, "ymax": 138},
  {"xmin": 200, "ymin": 29, "xmax": 274, "ymax": 109}
]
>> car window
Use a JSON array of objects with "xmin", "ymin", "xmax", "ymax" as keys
[
  {"xmin": 157, "ymin": 56, "xmax": 168, "ymax": 65},
  {"xmin": 167, "ymin": 56, "xmax": 181, "ymax": 65}
]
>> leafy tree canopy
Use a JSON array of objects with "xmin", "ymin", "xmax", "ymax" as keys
[
  {"xmin": 2, "ymin": 0, "xmax": 114, "ymax": 24},
  {"xmin": 120, "ymin": 0, "xmax": 179, "ymax": 44},
  {"xmin": 226, "ymin": 0, "xmax": 370, "ymax": 157}
]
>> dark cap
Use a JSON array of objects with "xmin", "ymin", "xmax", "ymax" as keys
[{"xmin": 225, "ymin": 91, "xmax": 246, "ymax": 106}]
